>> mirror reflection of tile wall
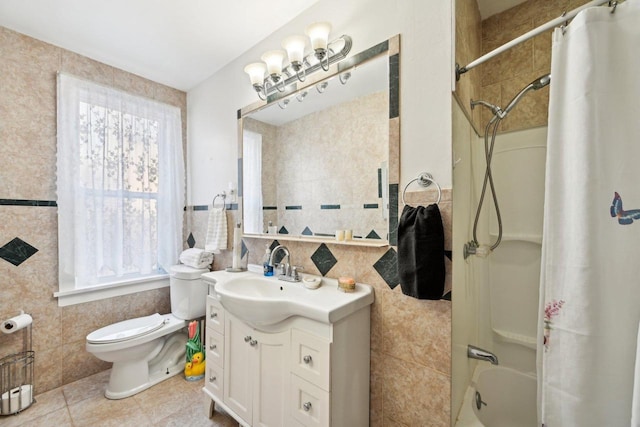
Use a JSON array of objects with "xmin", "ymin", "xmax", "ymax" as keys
[{"xmin": 244, "ymin": 90, "xmax": 388, "ymax": 239}]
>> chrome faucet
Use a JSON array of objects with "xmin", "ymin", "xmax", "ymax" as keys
[
  {"xmin": 268, "ymin": 245, "xmax": 302, "ymax": 282},
  {"xmin": 467, "ymin": 345, "xmax": 499, "ymax": 365}
]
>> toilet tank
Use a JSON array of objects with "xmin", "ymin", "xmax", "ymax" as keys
[{"xmin": 170, "ymin": 265, "xmax": 209, "ymax": 320}]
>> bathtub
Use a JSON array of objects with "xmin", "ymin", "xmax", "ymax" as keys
[{"xmin": 455, "ymin": 365, "xmax": 537, "ymax": 427}]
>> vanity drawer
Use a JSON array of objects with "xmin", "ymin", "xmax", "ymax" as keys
[
  {"xmin": 205, "ymin": 327, "xmax": 224, "ymax": 367},
  {"xmin": 206, "ymin": 295, "xmax": 225, "ymax": 334},
  {"xmin": 205, "ymin": 361, "xmax": 224, "ymax": 400},
  {"xmin": 290, "ymin": 374, "xmax": 330, "ymax": 427},
  {"xmin": 291, "ymin": 329, "xmax": 330, "ymax": 391}
]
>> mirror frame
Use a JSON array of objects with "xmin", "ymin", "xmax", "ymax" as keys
[{"xmin": 237, "ymin": 34, "xmax": 400, "ymax": 247}]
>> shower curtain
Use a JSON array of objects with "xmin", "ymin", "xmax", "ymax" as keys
[{"xmin": 538, "ymin": 1, "xmax": 640, "ymax": 426}]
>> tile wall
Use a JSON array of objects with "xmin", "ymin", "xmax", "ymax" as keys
[
  {"xmin": 454, "ymin": 0, "xmax": 484, "ymax": 131},
  {"xmin": 455, "ymin": 0, "xmax": 591, "ymax": 134},
  {"xmin": 186, "ymin": 187, "xmax": 452, "ymax": 426},
  {"xmin": 0, "ymin": 26, "xmax": 186, "ymax": 394}
]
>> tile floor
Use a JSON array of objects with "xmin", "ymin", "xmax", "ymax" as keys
[{"xmin": 0, "ymin": 370, "xmax": 239, "ymax": 427}]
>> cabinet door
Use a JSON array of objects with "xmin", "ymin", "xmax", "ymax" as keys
[
  {"xmin": 252, "ymin": 329, "xmax": 290, "ymax": 427},
  {"xmin": 223, "ymin": 315, "xmax": 253, "ymax": 423}
]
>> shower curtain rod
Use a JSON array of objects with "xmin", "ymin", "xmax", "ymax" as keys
[{"xmin": 456, "ymin": 0, "xmax": 612, "ymax": 80}]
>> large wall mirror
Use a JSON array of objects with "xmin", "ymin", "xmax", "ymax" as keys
[{"xmin": 237, "ymin": 34, "xmax": 400, "ymax": 247}]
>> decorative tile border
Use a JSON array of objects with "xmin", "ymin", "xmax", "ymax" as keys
[
  {"xmin": 0, "ymin": 199, "xmax": 57, "ymax": 207},
  {"xmin": 186, "ymin": 204, "xmax": 238, "ymax": 211}
]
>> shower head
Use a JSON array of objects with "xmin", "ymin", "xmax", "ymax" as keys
[
  {"xmin": 470, "ymin": 74, "xmax": 551, "ymax": 125},
  {"xmin": 532, "ymin": 74, "xmax": 551, "ymax": 90},
  {"xmin": 503, "ymin": 73, "xmax": 551, "ymax": 115}
]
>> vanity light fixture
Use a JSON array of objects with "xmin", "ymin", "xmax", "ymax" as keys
[{"xmin": 244, "ymin": 21, "xmax": 352, "ymax": 101}]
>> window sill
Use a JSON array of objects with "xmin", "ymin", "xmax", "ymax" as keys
[{"xmin": 54, "ymin": 274, "xmax": 170, "ymax": 307}]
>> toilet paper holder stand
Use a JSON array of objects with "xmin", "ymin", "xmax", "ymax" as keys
[{"xmin": 0, "ymin": 310, "xmax": 35, "ymax": 416}]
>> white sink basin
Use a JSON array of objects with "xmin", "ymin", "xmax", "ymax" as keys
[{"xmin": 201, "ymin": 269, "xmax": 374, "ymax": 327}]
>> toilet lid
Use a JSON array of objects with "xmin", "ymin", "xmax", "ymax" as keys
[{"xmin": 86, "ymin": 313, "xmax": 165, "ymax": 344}]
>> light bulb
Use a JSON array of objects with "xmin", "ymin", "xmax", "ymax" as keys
[
  {"xmin": 305, "ymin": 22, "xmax": 332, "ymax": 52},
  {"xmin": 261, "ymin": 50, "xmax": 286, "ymax": 79},
  {"xmin": 244, "ymin": 62, "xmax": 266, "ymax": 86},
  {"xmin": 282, "ymin": 35, "xmax": 307, "ymax": 70}
]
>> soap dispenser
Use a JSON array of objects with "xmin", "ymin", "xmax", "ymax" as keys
[{"xmin": 262, "ymin": 246, "xmax": 274, "ymax": 276}]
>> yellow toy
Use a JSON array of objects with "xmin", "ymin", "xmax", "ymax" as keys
[{"xmin": 189, "ymin": 352, "xmax": 205, "ymax": 377}]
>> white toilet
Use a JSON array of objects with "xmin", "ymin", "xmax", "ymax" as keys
[{"xmin": 86, "ymin": 264, "xmax": 209, "ymax": 399}]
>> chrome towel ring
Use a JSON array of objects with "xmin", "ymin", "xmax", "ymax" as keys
[
  {"xmin": 212, "ymin": 191, "xmax": 227, "ymax": 210},
  {"xmin": 402, "ymin": 172, "xmax": 442, "ymax": 205}
]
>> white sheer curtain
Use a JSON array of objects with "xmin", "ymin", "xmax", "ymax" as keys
[
  {"xmin": 538, "ymin": 2, "xmax": 640, "ymax": 426},
  {"xmin": 57, "ymin": 73, "xmax": 184, "ymax": 290},
  {"xmin": 243, "ymin": 130, "xmax": 263, "ymax": 234}
]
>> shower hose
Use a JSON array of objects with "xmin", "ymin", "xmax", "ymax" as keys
[{"xmin": 472, "ymin": 116, "xmax": 504, "ymax": 252}]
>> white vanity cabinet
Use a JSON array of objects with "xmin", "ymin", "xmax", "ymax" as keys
[{"xmin": 201, "ymin": 270, "xmax": 373, "ymax": 427}]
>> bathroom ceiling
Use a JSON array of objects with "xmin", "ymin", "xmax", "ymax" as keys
[
  {"xmin": 0, "ymin": 0, "xmax": 319, "ymax": 91},
  {"xmin": 476, "ymin": 0, "xmax": 528, "ymax": 19}
]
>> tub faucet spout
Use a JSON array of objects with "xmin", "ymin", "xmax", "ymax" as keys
[{"xmin": 467, "ymin": 345, "xmax": 499, "ymax": 365}]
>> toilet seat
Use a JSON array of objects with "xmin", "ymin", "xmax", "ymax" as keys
[{"xmin": 87, "ymin": 313, "xmax": 165, "ymax": 344}]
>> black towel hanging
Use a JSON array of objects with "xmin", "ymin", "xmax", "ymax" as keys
[{"xmin": 397, "ymin": 203, "xmax": 445, "ymax": 300}]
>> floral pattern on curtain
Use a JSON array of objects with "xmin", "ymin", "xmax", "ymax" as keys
[
  {"xmin": 78, "ymin": 102, "xmax": 160, "ymax": 279},
  {"xmin": 57, "ymin": 73, "xmax": 184, "ymax": 290}
]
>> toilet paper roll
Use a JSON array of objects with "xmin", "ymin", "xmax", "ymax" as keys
[
  {"xmin": 1, "ymin": 384, "xmax": 33, "ymax": 414},
  {"xmin": 1, "ymin": 313, "xmax": 32, "ymax": 334}
]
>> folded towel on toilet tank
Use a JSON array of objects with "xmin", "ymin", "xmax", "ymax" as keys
[{"xmin": 179, "ymin": 248, "xmax": 214, "ymax": 269}]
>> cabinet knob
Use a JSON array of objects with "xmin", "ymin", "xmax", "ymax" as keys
[
  {"xmin": 209, "ymin": 344, "xmax": 217, "ymax": 350},
  {"xmin": 303, "ymin": 402, "xmax": 312, "ymax": 411},
  {"xmin": 250, "ymin": 339, "xmax": 258, "ymax": 346},
  {"xmin": 209, "ymin": 376, "xmax": 216, "ymax": 382},
  {"xmin": 244, "ymin": 335, "xmax": 252, "ymax": 342},
  {"xmin": 303, "ymin": 355, "xmax": 312, "ymax": 364},
  {"xmin": 210, "ymin": 312, "xmax": 218, "ymax": 319}
]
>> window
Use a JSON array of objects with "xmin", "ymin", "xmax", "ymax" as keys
[
  {"xmin": 55, "ymin": 73, "xmax": 184, "ymax": 305},
  {"xmin": 243, "ymin": 130, "xmax": 263, "ymax": 234}
]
